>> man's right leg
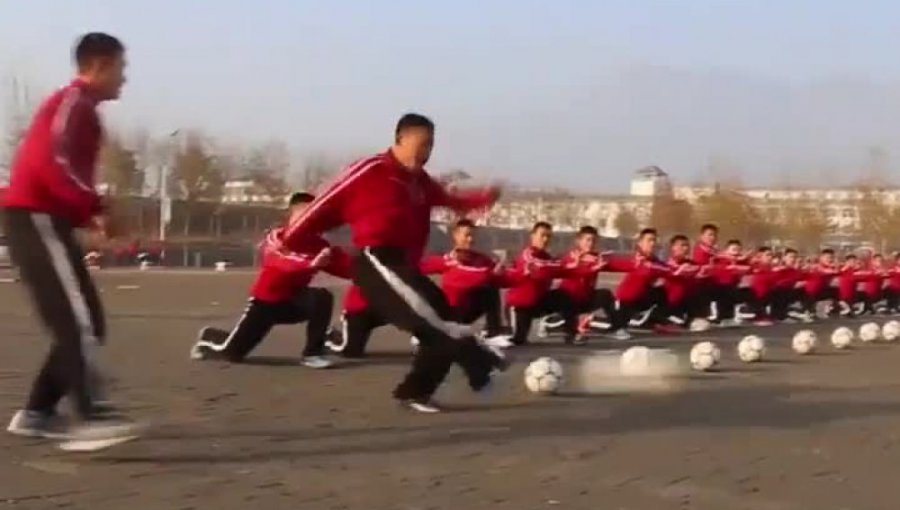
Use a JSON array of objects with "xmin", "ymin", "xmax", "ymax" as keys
[
  {"xmin": 192, "ymin": 299, "xmax": 277, "ymax": 362},
  {"xmin": 355, "ymin": 248, "xmax": 503, "ymax": 409},
  {"xmin": 508, "ymin": 305, "xmax": 537, "ymax": 345}
]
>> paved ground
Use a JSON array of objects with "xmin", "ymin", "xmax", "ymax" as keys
[{"xmin": 3, "ymin": 270, "xmax": 900, "ymax": 509}]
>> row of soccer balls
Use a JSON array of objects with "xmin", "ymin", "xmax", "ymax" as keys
[{"xmin": 523, "ymin": 320, "xmax": 900, "ymax": 394}]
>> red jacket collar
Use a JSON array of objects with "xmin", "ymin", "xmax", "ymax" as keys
[{"xmin": 71, "ymin": 78, "xmax": 102, "ymax": 104}]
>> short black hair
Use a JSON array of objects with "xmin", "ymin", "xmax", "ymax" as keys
[
  {"xmin": 757, "ymin": 246, "xmax": 772, "ymax": 254},
  {"xmin": 726, "ymin": 239, "xmax": 742, "ymax": 247},
  {"xmin": 639, "ymin": 228, "xmax": 657, "ymax": 238},
  {"xmin": 395, "ymin": 113, "xmax": 434, "ymax": 143},
  {"xmin": 670, "ymin": 234, "xmax": 689, "ymax": 245},
  {"xmin": 577, "ymin": 226, "xmax": 598, "ymax": 237},
  {"xmin": 874, "ymin": 253, "xmax": 884, "ymax": 260},
  {"xmin": 845, "ymin": 254, "xmax": 858, "ymax": 261},
  {"xmin": 701, "ymin": 223, "xmax": 719, "ymax": 234},
  {"xmin": 74, "ymin": 32, "xmax": 124, "ymax": 69},
  {"xmin": 531, "ymin": 221, "xmax": 552, "ymax": 233},
  {"xmin": 821, "ymin": 248, "xmax": 835, "ymax": 255},
  {"xmin": 784, "ymin": 248, "xmax": 799, "ymax": 256},
  {"xmin": 454, "ymin": 219, "xmax": 476, "ymax": 230},
  {"xmin": 288, "ymin": 192, "xmax": 315, "ymax": 206}
]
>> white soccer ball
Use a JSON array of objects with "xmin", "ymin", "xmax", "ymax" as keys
[
  {"xmin": 882, "ymin": 321, "xmax": 900, "ymax": 342},
  {"xmin": 737, "ymin": 335, "xmax": 766, "ymax": 363},
  {"xmin": 620, "ymin": 346, "xmax": 653, "ymax": 376},
  {"xmin": 689, "ymin": 341, "xmax": 721, "ymax": 371},
  {"xmin": 689, "ymin": 318, "xmax": 711, "ymax": 332},
  {"xmin": 792, "ymin": 330, "xmax": 817, "ymax": 354},
  {"xmin": 830, "ymin": 327, "xmax": 854, "ymax": 349},
  {"xmin": 859, "ymin": 322, "xmax": 881, "ymax": 343},
  {"xmin": 524, "ymin": 357, "xmax": 564, "ymax": 394}
]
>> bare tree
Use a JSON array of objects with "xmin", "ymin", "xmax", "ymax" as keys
[
  {"xmin": 614, "ymin": 209, "xmax": 640, "ymax": 239},
  {"xmin": 296, "ymin": 153, "xmax": 339, "ymax": 192},
  {"xmin": 170, "ymin": 132, "xmax": 224, "ymax": 236},
  {"xmin": 779, "ymin": 201, "xmax": 831, "ymax": 253},
  {"xmin": 649, "ymin": 196, "xmax": 695, "ymax": 237},
  {"xmin": 244, "ymin": 141, "xmax": 290, "ymax": 200},
  {"xmin": 99, "ymin": 133, "xmax": 142, "ymax": 196},
  {"xmin": 695, "ymin": 188, "xmax": 772, "ymax": 245}
]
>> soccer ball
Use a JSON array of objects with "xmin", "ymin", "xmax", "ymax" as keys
[
  {"xmin": 620, "ymin": 346, "xmax": 652, "ymax": 376},
  {"xmin": 689, "ymin": 341, "xmax": 721, "ymax": 371},
  {"xmin": 882, "ymin": 321, "xmax": 900, "ymax": 342},
  {"xmin": 737, "ymin": 335, "xmax": 766, "ymax": 363},
  {"xmin": 830, "ymin": 327, "xmax": 854, "ymax": 349},
  {"xmin": 792, "ymin": 330, "xmax": 817, "ymax": 354},
  {"xmin": 524, "ymin": 357, "xmax": 564, "ymax": 394},
  {"xmin": 859, "ymin": 322, "xmax": 881, "ymax": 343}
]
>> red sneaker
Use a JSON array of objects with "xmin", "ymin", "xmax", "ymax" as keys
[{"xmin": 654, "ymin": 324, "xmax": 683, "ymax": 335}]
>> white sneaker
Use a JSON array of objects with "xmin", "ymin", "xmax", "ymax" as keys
[
  {"xmin": 719, "ymin": 319, "xmax": 741, "ymax": 329},
  {"xmin": 401, "ymin": 399, "xmax": 442, "ymax": 414},
  {"xmin": 7, "ymin": 410, "xmax": 69, "ymax": 439},
  {"xmin": 300, "ymin": 356, "xmax": 334, "ymax": 369},
  {"xmin": 606, "ymin": 329, "xmax": 631, "ymax": 341},
  {"xmin": 57, "ymin": 419, "xmax": 142, "ymax": 452}
]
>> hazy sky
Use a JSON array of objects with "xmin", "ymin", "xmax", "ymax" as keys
[{"xmin": 3, "ymin": 0, "xmax": 900, "ymax": 191}]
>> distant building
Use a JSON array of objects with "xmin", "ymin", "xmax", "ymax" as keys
[
  {"xmin": 221, "ymin": 179, "xmax": 281, "ymax": 204},
  {"xmin": 629, "ymin": 166, "xmax": 673, "ymax": 197}
]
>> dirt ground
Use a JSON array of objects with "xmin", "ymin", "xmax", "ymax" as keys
[{"xmin": 3, "ymin": 270, "xmax": 900, "ymax": 510}]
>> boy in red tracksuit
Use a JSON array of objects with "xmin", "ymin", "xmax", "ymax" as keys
[
  {"xmin": 802, "ymin": 249, "xmax": 840, "ymax": 316},
  {"xmin": 553, "ymin": 226, "xmax": 613, "ymax": 340},
  {"xmin": 770, "ymin": 248, "xmax": 811, "ymax": 322},
  {"xmin": 746, "ymin": 247, "xmax": 781, "ymax": 325},
  {"xmin": 708, "ymin": 240, "xmax": 753, "ymax": 325},
  {"xmin": 505, "ymin": 222, "xmax": 580, "ymax": 345},
  {"xmin": 325, "ymin": 286, "xmax": 383, "ymax": 359},
  {"xmin": 860, "ymin": 254, "xmax": 888, "ymax": 314},
  {"xmin": 191, "ymin": 194, "xmax": 352, "ymax": 367},
  {"xmin": 837, "ymin": 254, "xmax": 867, "ymax": 317},
  {"xmin": 885, "ymin": 253, "xmax": 900, "ymax": 313},
  {"xmin": 604, "ymin": 228, "xmax": 671, "ymax": 340},
  {"xmin": 420, "ymin": 219, "xmax": 508, "ymax": 342},
  {"xmin": 657, "ymin": 235, "xmax": 702, "ymax": 331}
]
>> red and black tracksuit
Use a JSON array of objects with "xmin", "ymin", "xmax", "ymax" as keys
[
  {"xmin": 505, "ymin": 246, "xmax": 579, "ymax": 344},
  {"xmin": 860, "ymin": 265, "xmax": 888, "ymax": 313},
  {"xmin": 420, "ymin": 249, "xmax": 505, "ymax": 335},
  {"xmin": 886, "ymin": 265, "xmax": 900, "ymax": 311},
  {"xmin": 194, "ymin": 228, "xmax": 350, "ymax": 361},
  {"xmin": 706, "ymin": 255, "xmax": 752, "ymax": 321},
  {"xmin": 658, "ymin": 256, "xmax": 701, "ymax": 325},
  {"xmin": 802, "ymin": 263, "xmax": 839, "ymax": 314},
  {"xmin": 769, "ymin": 265, "xmax": 808, "ymax": 320},
  {"xmin": 606, "ymin": 252, "xmax": 671, "ymax": 330},
  {"xmin": 1, "ymin": 79, "xmax": 107, "ymax": 420},
  {"xmin": 283, "ymin": 149, "xmax": 502, "ymax": 401}
]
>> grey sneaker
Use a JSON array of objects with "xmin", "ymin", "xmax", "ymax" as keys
[
  {"xmin": 7, "ymin": 410, "xmax": 69, "ymax": 439},
  {"xmin": 57, "ymin": 418, "xmax": 142, "ymax": 452},
  {"xmin": 606, "ymin": 329, "xmax": 632, "ymax": 341},
  {"xmin": 300, "ymin": 355, "xmax": 334, "ymax": 369}
]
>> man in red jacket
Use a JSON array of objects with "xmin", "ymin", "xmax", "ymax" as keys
[
  {"xmin": 860, "ymin": 253, "xmax": 888, "ymax": 314},
  {"xmin": 420, "ymin": 219, "xmax": 508, "ymax": 343},
  {"xmin": 886, "ymin": 253, "xmax": 900, "ymax": 313},
  {"xmin": 802, "ymin": 248, "xmax": 840, "ymax": 317},
  {"xmin": 191, "ymin": 194, "xmax": 351, "ymax": 367},
  {"xmin": 547, "ymin": 226, "xmax": 613, "ymax": 340},
  {"xmin": 837, "ymin": 254, "xmax": 866, "ymax": 317},
  {"xmin": 769, "ymin": 248, "xmax": 812, "ymax": 322},
  {"xmin": 505, "ymin": 222, "xmax": 583, "ymax": 345},
  {"xmin": 604, "ymin": 228, "xmax": 671, "ymax": 340},
  {"xmin": 707, "ymin": 239, "xmax": 752, "ymax": 326},
  {"xmin": 283, "ymin": 113, "xmax": 504, "ymax": 413},
  {"xmin": 2, "ymin": 33, "xmax": 141, "ymax": 448},
  {"xmin": 656, "ymin": 234, "xmax": 702, "ymax": 331}
]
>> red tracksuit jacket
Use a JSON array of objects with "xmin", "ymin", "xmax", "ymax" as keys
[
  {"xmin": 251, "ymin": 228, "xmax": 351, "ymax": 303},
  {"xmin": 420, "ymin": 248, "xmax": 499, "ymax": 308},
  {"xmin": 607, "ymin": 252, "xmax": 670, "ymax": 305},
  {"xmin": 282, "ymin": 150, "xmax": 495, "ymax": 262},
  {"xmin": 888, "ymin": 264, "xmax": 900, "ymax": 291},
  {"xmin": 861, "ymin": 265, "xmax": 887, "ymax": 300},
  {"xmin": 749, "ymin": 262, "xmax": 781, "ymax": 300},
  {"xmin": 804, "ymin": 263, "xmax": 838, "ymax": 297},
  {"xmin": 775, "ymin": 265, "xmax": 808, "ymax": 290},
  {"xmin": 710, "ymin": 255, "xmax": 751, "ymax": 288},
  {"xmin": 556, "ymin": 250, "xmax": 605, "ymax": 306},
  {"xmin": 692, "ymin": 242, "xmax": 718, "ymax": 266},
  {"xmin": 3, "ymin": 79, "xmax": 104, "ymax": 226},
  {"xmin": 662, "ymin": 256, "xmax": 700, "ymax": 307},
  {"xmin": 504, "ymin": 246, "xmax": 563, "ymax": 309},
  {"xmin": 837, "ymin": 265, "xmax": 867, "ymax": 303}
]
